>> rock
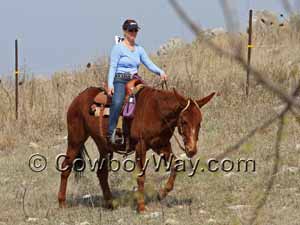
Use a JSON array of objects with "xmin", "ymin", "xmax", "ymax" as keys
[
  {"xmin": 27, "ymin": 217, "xmax": 38, "ymax": 222},
  {"xmin": 204, "ymin": 27, "xmax": 225, "ymax": 38},
  {"xmin": 281, "ymin": 165, "xmax": 299, "ymax": 173},
  {"xmin": 164, "ymin": 171, "xmax": 171, "ymax": 176},
  {"xmin": 58, "ymin": 135, "xmax": 68, "ymax": 141},
  {"xmin": 29, "ymin": 142, "xmax": 39, "ymax": 149},
  {"xmin": 199, "ymin": 209, "xmax": 207, "ymax": 214},
  {"xmin": 165, "ymin": 218, "xmax": 179, "ymax": 225},
  {"xmin": 224, "ymin": 172, "xmax": 236, "ymax": 178},
  {"xmin": 207, "ymin": 218, "xmax": 217, "ymax": 224},
  {"xmin": 273, "ymin": 104, "xmax": 286, "ymax": 115},
  {"xmin": 253, "ymin": 10, "xmax": 280, "ymax": 27},
  {"xmin": 179, "ymin": 153, "xmax": 189, "ymax": 160},
  {"xmin": 117, "ymin": 219, "xmax": 124, "ymax": 224},
  {"xmin": 79, "ymin": 222, "xmax": 90, "ymax": 225},
  {"xmin": 157, "ymin": 37, "xmax": 185, "ymax": 56},
  {"xmin": 143, "ymin": 212, "xmax": 161, "ymax": 219},
  {"xmin": 288, "ymin": 187, "xmax": 298, "ymax": 192},
  {"xmin": 1, "ymin": 177, "xmax": 9, "ymax": 184},
  {"xmin": 228, "ymin": 205, "xmax": 250, "ymax": 210},
  {"xmin": 296, "ymin": 144, "xmax": 300, "ymax": 150},
  {"xmin": 132, "ymin": 186, "xmax": 138, "ymax": 191},
  {"xmin": 82, "ymin": 194, "xmax": 91, "ymax": 199},
  {"xmin": 211, "ymin": 27, "xmax": 225, "ymax": 35}
]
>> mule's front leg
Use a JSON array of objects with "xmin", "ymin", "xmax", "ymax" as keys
[
  {"xmin": 135, "ymin": 141, "xmax": 147, "ymax": 213},
  {"xmin": 156, "ymin": 143, "xmax": 177, "ymax": 200}
]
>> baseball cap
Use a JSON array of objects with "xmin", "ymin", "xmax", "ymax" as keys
[{"xmin": 122, "ymin": 19, "xmax": 141, "ymax": 31}]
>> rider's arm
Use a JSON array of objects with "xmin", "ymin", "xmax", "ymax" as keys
[
  {"xmin": 108, "ymin": 45, "xmax": 121, "ymax": 89},
  {"xmin": 139, "ymin": 46, "xmax": 164, "ymax": 76}
]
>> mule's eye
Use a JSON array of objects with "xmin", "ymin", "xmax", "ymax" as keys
[{"xmin": 182, "ymin": 120, "xmax": 187, "ymax": 126}]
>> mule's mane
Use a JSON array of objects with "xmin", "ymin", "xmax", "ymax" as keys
[
  {"xmin": 139, "ymin": 86, "xmax": 200, "ymax": 115},
  {"xmin": 136, "ymin": 86, "xmax": 184, "ymax": 121},
  {"xmin": 138, "ymin": 86, "xmax": 176, "ymax": 100}
]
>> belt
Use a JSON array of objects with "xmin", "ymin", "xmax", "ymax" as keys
[{"xmin": 115, "ymin": 73, "xmax": 133, "ymax": 80}]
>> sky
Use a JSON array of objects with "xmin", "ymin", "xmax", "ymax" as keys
[{"xmin": 0, "ymin": 0, "xmax": 296, "ymax": 76}]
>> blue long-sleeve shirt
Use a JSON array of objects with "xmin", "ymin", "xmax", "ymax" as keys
[{"xmin": 107, "ymin": 42, "xmax": 164, "ymax": 88}]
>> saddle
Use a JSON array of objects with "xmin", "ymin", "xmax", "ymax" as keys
[
  {"xmin": 93, "ymin": 79, "xmax": 144, "ymax": 108},
  {"xmin": 89, "ymin": 79, "xmax": 144, "ymax": 153}
]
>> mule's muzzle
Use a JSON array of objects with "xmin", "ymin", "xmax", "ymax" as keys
[{"xmin": 185, "ymin": 147, "xmax": 197, "ymax": 158}]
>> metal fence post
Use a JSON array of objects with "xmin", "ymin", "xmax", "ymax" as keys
[{"xmin": 246, "ymin": 9, "xmax": 253, "ymax": 96}]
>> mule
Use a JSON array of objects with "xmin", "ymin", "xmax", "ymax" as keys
[{"xmin": 58, "ymin": 85, "xmax": 215, "ymax": 212}]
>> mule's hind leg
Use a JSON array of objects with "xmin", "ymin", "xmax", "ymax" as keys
[
  {"xmin": 58, "ymin": 143, "xmax": 81, "ymax": 207},
  {"xmin": 93, "ymin": 138, "xmax": 113, "ymax": 208},
  {"xmin": 58, "ymin": 118, "xmax": 88, "ymax": 207},
  {"xmin": 155, "ymin": 142, "xmax": 177, "ymax": 200}
]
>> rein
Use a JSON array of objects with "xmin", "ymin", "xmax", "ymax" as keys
[
  {"xmin": 159, "ymin": 80, "xmax": 194, "ymax": 153},
  {"xmin": 158, "ymin": 107, "xmax": 187, "ymax": 152}
]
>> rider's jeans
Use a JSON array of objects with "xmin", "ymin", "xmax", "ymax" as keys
[{"xmin": 108, "ymin": 77, "xmax": 131, "ymax": 136}]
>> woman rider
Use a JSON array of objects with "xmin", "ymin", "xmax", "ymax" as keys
[{"xmin": 107, "ymin": 19, "xmax": 168, "ymax": 144}]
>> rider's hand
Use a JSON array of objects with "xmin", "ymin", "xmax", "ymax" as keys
[
  {"xmin": 160, "ymin": 73, "xmax": 168, "ymax": 81},
  {"xmin": 108, "ymin": 87, "xmax": 114, "ymax": 96}
]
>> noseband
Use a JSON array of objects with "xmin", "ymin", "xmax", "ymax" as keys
[{"xmin": 177, "ymin": 99, "xmax": 201, "ymax": 135}]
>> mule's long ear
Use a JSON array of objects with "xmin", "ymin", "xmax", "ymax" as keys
[
  {"xmin": 196, "ymin": 92, "xmax": 215, "ymax": 108},
  {"xmin": 173, "ymin": 88, "xmax": 187, "ymax": 107}
]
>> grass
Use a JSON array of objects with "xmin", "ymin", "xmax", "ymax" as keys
[{"xmin": 0, "ymin": 18, "xmax": 300, "ymax": 225}]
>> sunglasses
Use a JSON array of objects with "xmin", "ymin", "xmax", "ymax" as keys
[{"xmin": 127, "ymin": 28, "xmax": 138, "ymax": 32}]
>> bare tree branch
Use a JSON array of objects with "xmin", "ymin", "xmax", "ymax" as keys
[
  {"xmin": 218, "ymin": 0, "xmax": 240, "ymax": 33},
  {"xmin": 248, "ymin": 115, "xmax": 284, "ymax": 225},
  {"xmin": 295, "ymin": 1, "xmax": 300, "ymax": 12},
  {"xmin": 22, "ymin": 187, "xmax": 29, "ymax": 219},
  {"xmin": 218, "ymin": 0, "xmax": 243, "ymax": 58},
  {"xmin": 281, "ymin": 0, "xmax": 293, "ymax": 15}
]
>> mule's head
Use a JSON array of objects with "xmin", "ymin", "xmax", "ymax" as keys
[{"xmin": 173, "ymin": 89, "xmax": 215, "ymax": 158}]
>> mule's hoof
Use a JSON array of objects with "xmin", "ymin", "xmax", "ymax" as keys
[
  {"xmin": 104, "ymin": 201, "xmax": 113, "ymax": 210},
  {"xmin": 137, "ymin": 204, "xmax": 146, "ymax": 213},
  {"xmin": 59, "ymin": 201, "xmax": 67, "ymax": 208},
  {"xmin": 104, "ymin": 199, "xmax": 118, "ymax": 210},
  {"xmin": 157, "ymin": 189, "xmax": 167, "ymax": 201}
]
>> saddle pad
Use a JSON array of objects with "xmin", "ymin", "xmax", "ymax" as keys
[
  {"xmin": 90, "ymin": 105, "xmax": 110, "ymax": 117},
  {"xmin": 94, "ymin": 91, "xmax": 112, "ymax": 106}
]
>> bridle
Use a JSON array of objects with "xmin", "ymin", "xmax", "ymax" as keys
[
  {"xmin": 177, "ymin": 99, "xmax": 201, "ymax": 135},
  {"xmin": 160, "ymin": 80, "xmax": 201, "ymax": 152}
]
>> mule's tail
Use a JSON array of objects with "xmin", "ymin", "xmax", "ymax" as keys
[{"xmin": 74, "ymin": 144, "xmax": 89, "ymax": 182}]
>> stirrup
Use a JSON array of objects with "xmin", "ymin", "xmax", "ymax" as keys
[{"xmin": 111, "ymin": 129, "xmax": 124, "ymax": 145}]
